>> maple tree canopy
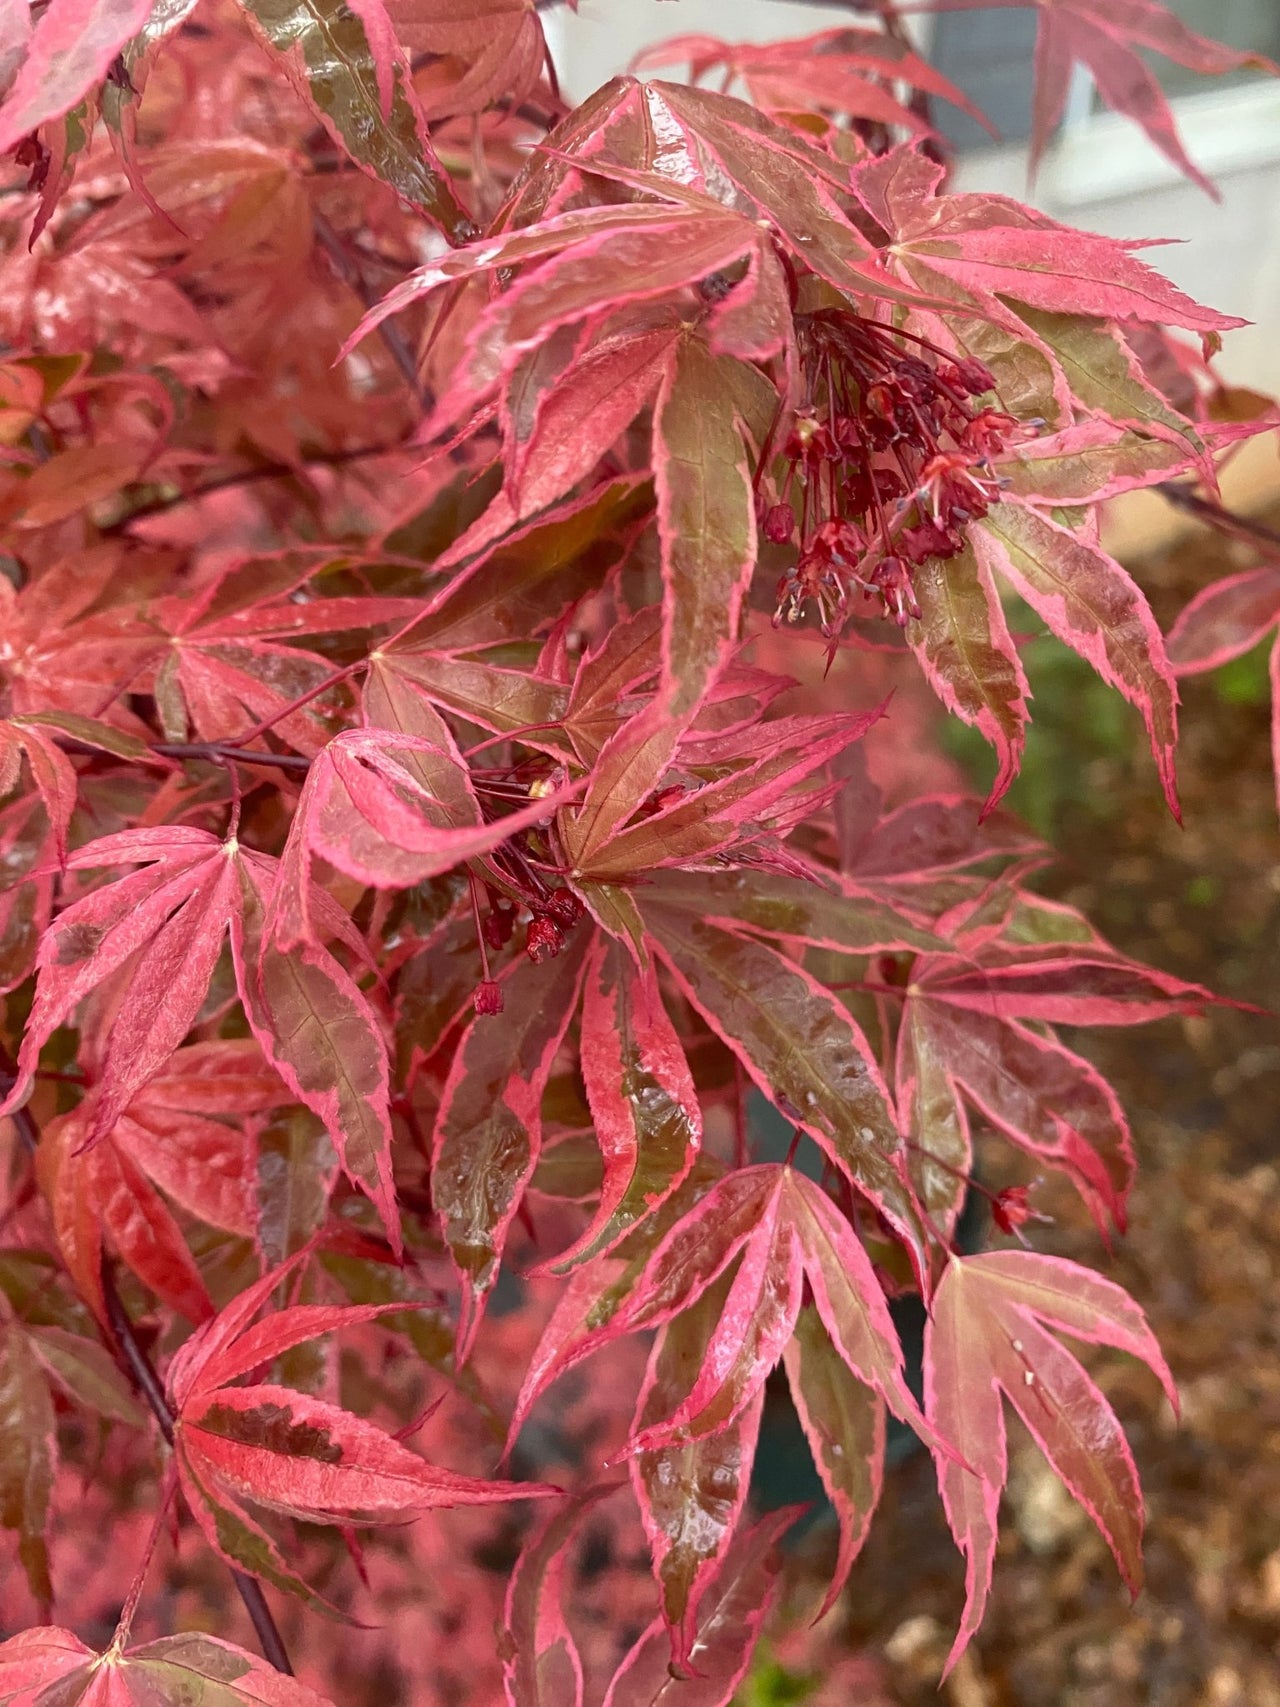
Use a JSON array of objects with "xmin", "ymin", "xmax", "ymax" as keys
[{"xmin": 0, "ymin": 0, "xmax": 1274, "ymax": 1702}]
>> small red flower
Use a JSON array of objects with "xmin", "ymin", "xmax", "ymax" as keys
[
  {"xmin": 525, "ymin": 916, "xmax": 564, "ymax": 963},
  {"xmin": 991, "ymin": 1185, "xmax": 1052, "ymax": 1241}
]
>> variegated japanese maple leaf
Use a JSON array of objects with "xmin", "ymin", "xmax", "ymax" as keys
[
  {"xmin": 144, "ymin": 553, "xmax": 421, "ymax": 757},
  {"xmin": 494, "ymin": 860, "xmax": 1210, "ymax": 1673},
  {"xmin": 925, "ymin": 1250, "xmax": 1178, "ymax": 1674},
  {"xmin": 393, "ymin": 0, "xmax": 550, "ymax": 125},
  {"xmin": 0, "ymin": 720, "xmax": 571, "ymax": 1251},
  {"xmin": 162, "ymin": 1252, "xmax": 555, "ymax": 1603},
  {"xmin": 0, "ymin": 826, "xmax": 402, "ymax": 1233},
  {"xmin": 505, "ymin": 1149, "xmax": 1176, "ymax": 1676},
  {"xmin": 502, "ymin": 1159, "xmax": 924, "ymax": 1674},
  {"xmin": 0, "ymin": 551, "xmax": 159, "ymax": 731},
  {"xmin": 38, "ymin": 1040, "xmax": 286, "ymax": 1328},
  {"xmin": 1167, "ymin": 550, "xmax": 1280, "ymax": 819},
  {"xmin": 893, "ymin": 879, "xmax": 1216, "ymax": 1237},
  {"xmin": 0, "ymin": 708, "xmax": 157, "ymax": 990},
  {"xmin": 506, "ymin": 1492, "xmax": 799, "ymax": 1707},
  {"xmin": 0, "ymin": 1627, "xmax": 336, "ymax": 1707},
  {"xmin": 914, "ymin": 0, "xmax": 1279, "ymax": 195},
  {"xmin": 0, "ymin": 0, "xmax": 481, "ymax": 243},
  {"xmin": 617, "ymin": 1165, "xmax": 942, "ymax": 1668},
  {"xmin": 632, "ymin": 27, "xmax": 997, "ymax": 140}
]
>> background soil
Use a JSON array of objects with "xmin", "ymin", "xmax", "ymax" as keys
[{"xmin": 792, "ymin": 512, "xmax": 1280, "ymax": 1707}]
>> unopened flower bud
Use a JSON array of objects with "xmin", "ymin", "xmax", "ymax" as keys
[
  {"xmin": 545, "ymin": 889, "xmax": 584, "ymax": 929},
  {"xmin": 762, "ymin": 502, "xmax": 795, "ymax": 544},
  {"xmin": 953, "ymin": 358, "xmax": 997, "ymax": 397},
  {"xmin": 474, "ymin": 980, "xmax": 504, "ymax": 1016},
  {"xmin": 483, "ymin": 899, "xmax": 515, "ymax": 950}
]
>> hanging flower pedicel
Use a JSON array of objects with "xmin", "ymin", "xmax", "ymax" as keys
[{"xmin": 768, "ymin": 310, "xmax": 1020, "ymax": 635}]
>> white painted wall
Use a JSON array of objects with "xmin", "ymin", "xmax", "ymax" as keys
[{"xmin": 953, "ymin": 81, "xmax": 1280, "ymax": 397}]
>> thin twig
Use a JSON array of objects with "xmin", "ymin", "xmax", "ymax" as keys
[
  {"xmin": 100, "ymin": 1270, "xmax": 296, "ymax": 1677},
  {"xmin": 102, "ymin": 442, "xmax": 410, "ymax": 532},
  {"xmin": 0, "ymin": 1060, "xmax": 294, "ymax": 1677},
  {"xmin": 1158, "ymin": 482, "xmax": 1280, "ymax": 554},
  {"xmin": 234, "ymin": 659, "xmax": 366, "ymax": 748},
  {"xmin": 153, "ymin": 742, "xmax": 313, "ymax": 774},
  {"xmin": 313, "ymin": 208, "xmax": 432, "ymax": 411},
  {"xmin": 50, "ymin": 735, "xmax": 314, "ymax": 775},
  {"xmin": 101, "ymin": 1274, "xmax": 175, "ymax": 1449},
  {"xmin": 53, "ymin": 704, "xmax": 357, "ymax": 777}
]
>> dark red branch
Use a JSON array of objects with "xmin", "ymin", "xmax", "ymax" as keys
[
  {"xmin": 102, "ymin": 442, "xmax": 410, "ymax": 533},
  {"xmin": 100, "ymin": 1269, "xmax": 296, "ymax": 1676},
  {"xmin": 0, "ymin": 1058, "xmax": 294, "ymax": 1677},
  {"xmin": 1158, "ymin": 482, "xmax": 1280, "ymax": 554},
  {"xmin": 152, "ymin": 742, "xmax": 313, "ymax": 773},
  {"xmin": 313, "ymin": 208, "xmax": 432, "ymax": 411}
]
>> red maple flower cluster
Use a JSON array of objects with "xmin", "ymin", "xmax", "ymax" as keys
[
  {"xmin": 766, "ymin": 309, "xmax": 1014, "ymax": 634},
  {"xmin": 470, "ymin": 775, "xmax": 585, "ymax": 1007}
]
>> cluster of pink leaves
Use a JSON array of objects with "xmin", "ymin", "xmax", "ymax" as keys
[{"xmin": 0, "ymin": 1, "xmax": 1272, "ymax": 1704}]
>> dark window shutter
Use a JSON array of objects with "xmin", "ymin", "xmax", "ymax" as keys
[
  {"xmin": 929, "ymin": 11, "xmax": 1040, "ymax": 152},
  {"xmin": 929, "ymin": 1, "xmax": 1280, "ymax": 155}
]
